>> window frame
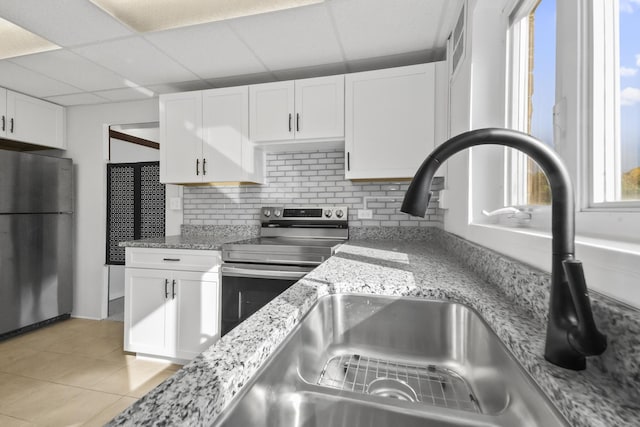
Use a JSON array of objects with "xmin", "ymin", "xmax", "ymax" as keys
[{"xmin": 503, "ymin": 0, "xmax": 640, "ymax": 242}]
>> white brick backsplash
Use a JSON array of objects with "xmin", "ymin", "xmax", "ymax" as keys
[{"xmin": 182, "ymin": 149, "xmax": 444, "ymax": 228}]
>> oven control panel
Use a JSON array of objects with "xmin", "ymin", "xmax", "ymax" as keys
[{"xmin": 260, "ymin": 206, "xmax": 348, "ymax": 222}]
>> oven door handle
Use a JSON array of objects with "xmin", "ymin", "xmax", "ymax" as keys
[{"xmin": 221, "ymin": 265, "xmax": 308, "ymax": 280}]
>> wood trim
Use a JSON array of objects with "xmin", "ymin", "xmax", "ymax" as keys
[
  {"xmin": 109, "ymin": 129, "xmax": 159, "ymax": 150},
  {"xmin": 0, "ymin": 137, "xmax": 56, "ymax": 152}
]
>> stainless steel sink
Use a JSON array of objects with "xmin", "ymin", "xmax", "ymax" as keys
[{"xmin": 212, "ymin": 294, "xmax": 569, "ymax": 427}]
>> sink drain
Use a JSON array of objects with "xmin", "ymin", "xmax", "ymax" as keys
[
  {"xmin": 317, "ymin": 353, "xmax": 480, "ymax": 413},
  {"xmin": 367, "ymin": 378, "xmax": 418, "ymax": 402}
]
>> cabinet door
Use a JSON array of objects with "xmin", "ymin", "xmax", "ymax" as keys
[
  {"xmin": 294, "ymin": 75, "xmax": 344, "ymax": 140},
  {"xmin": 6, "ymin": 91, "xmax": 65, "ymax": 149},
  {"xmin": 160, "ymin": 92, "xmax": 203, "ymax": 183},
  {"xmin": 249, "ymin": 81, "xmax": 294, "ymax": 142},
  {"xmin": 172, "ymin": 271, "xmax": 220, "ymax": 360},
  {"xmin": 0, "ymin": 88, "xmax": 7, "ymax": 139},
  {"xmin": 345, "ymin": 64, "xmax": 436, "ymax": 179},
  {"xmin": 202, "ymin": 86, "xmax": 249, "ymax": 181},
  {"xmin": 124, "ymin": 268, "xmax": 171, "ymax": 355}
]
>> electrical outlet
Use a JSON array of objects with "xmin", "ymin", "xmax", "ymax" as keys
[
  {"xmin": 169, "ymin": 197, "xmax": 182, "ymax": 210},
  {"xmin": 357, "ymin": 209, "xmax": 373, "ymax": 219}
]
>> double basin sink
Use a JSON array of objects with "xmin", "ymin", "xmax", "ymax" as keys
[{"xmin": 212, "ymin": 294, "xmax": 568, "ymax": 427}]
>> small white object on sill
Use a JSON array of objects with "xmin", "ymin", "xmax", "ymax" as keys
[{"xmin": 481, "ymin": 207, "xmax": 532, "ymax": 227}]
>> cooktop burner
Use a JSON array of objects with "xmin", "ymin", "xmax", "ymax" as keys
[{"xmin": 222, "ymin": 206, "xmax": 349, "ymax": 266}]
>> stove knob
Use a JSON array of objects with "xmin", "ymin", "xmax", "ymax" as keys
[
  {"xmin": 274, "ymin": 209, "xmax": 282, "ymax": 217},
  {"xmin": 263, "ymin": 209, "xmax": 271, "ymax": 217},
  {"xmin": 324, "ymin": 209, "xmax": 333, "ymax": 218},
  {"xmin": 335, "ymin": 209, "xmax": 344, "ymax": 218}
]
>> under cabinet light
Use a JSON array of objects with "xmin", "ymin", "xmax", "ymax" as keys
[
  {"xmin": 89, "ymin": 0, "xmax": 325, "ymax": 33},
  {"xmin": 0, "ymin": 17, "xmax": 59, "ymax": 60}
]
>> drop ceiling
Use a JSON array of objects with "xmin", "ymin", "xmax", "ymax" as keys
[{"xmin": 0, "ymin": 0, "xmax": 462, "ymax": 107}]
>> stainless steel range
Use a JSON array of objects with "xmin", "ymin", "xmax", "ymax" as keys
[{"xmin": 220, "ymin": 206, "xmax": 348, "ymax": 336}]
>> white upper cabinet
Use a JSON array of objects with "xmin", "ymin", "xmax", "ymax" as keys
[
  {"xmin": 160, "ymin": 87, "xmax": 264, "ymax": 184},
  {"xmin": 160, "ymin": 91, "xmax": 203, "ymax": 183},
  {"xmin": 249, "ymin": 81, "xmax": 294, "ymax": 142},
  {"xmin": 295, "ymin": 76, "xmax": 345, "ymax": 140},
  {"xmin": 249, "ymin": 75, "xmax": 344, "ymax": 143},
  {"xmin": 1, "ymin": 88, "xmax": 65, "ymax": 149},
  {"xmin": 202, "ymin": 86, "xmax": 262, "ymax": 183},
  {"xmin": 344, "ymin": 63, "xmax": 437, "ymax": 180}
]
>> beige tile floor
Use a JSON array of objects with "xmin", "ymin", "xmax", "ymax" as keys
[{"xmin": 0, "ymin": 319, "xmax": 180, "ymax": 426}]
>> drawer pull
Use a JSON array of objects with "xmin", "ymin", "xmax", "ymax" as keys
[{"xmin": 163, "ymin": 258, "xmax": 181, "ymax": 262}]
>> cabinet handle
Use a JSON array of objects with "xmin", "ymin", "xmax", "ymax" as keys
[
  {"xmin": 347, "ymin": 152, "xmax": 351, "ymax": 171},
  {"xmin": 238, "ymin": 291, "xmax": 243, "ymax": 319},
  {"xmin": 202, "ymin": 158, "xmax": 207, "ymax": 175},
  {"xmin": 172, "ymin": 280, "xmax": 176, "ymax": 299},
  {"xmin": 196, "ymin": 159, "xmax": 200, "ymax": 176},
  {"xmin": 164, "ymin": 279, "xmax": 169, "ymax": 299},
  {"xmin": 162, "ymin": 258, "xmax": 180, "ymax": 262},
  {"xmin": 288, "ymin": 113, "xmax": 292, "ymax": 132},
  {"xmin": 296, "ymin": 113, "xmax": 300, "ymax": 132},
  {"xmin": 10, "ymin": 118, "xmax": 14, "ymax": 133},
  {"xmin": 1, "ymin": 116, "xmax": 4, "ymax": 131}
]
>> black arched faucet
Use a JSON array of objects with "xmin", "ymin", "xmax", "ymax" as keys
[{"xmin": 401, "ymin": 128, "xmax": 607, "ymax": 370}]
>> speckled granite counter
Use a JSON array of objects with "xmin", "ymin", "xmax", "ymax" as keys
[
  {"xmin": 109, "ymin": 234, "xmax": 640, "ymax": 427},
  {"xmin": 119, "ymin": 234, "xmax": 251, "ymax": 250}
]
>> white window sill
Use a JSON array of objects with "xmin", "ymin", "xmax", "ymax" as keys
[{"xmin": 474, "ymin": 222, "xmax": 640, "ymax": 255}]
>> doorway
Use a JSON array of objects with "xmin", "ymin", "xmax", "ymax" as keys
[{"xmin": 106, "ymin": 122, "xmax": 162, "ymax": 321}]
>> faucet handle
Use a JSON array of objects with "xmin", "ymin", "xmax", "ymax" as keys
[{"xmin": 562, "ymin": 259, "xmax": 607, "ymax": 356}]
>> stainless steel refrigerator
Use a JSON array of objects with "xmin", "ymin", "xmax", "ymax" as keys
[{"xmin": 0, "ymin": 149, "xmax": 73, "ymax": 336}]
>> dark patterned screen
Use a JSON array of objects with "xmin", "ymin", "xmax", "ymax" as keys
[{"xmin": 106, "ymin": 162, "xmax": 165, "ymax": 265}]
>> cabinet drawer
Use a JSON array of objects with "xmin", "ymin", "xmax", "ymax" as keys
[{"xmin": 125, "ymin": 248, "xmax": 221, "ymax": 272}]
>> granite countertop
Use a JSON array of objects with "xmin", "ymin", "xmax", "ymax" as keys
[
  {"xmin": 119, "ymin": 234, "xmax": 251, "ymax": 250},
  {"xmin": 109, "ymin": 238, "xmax": 640, "ymax": 427}
]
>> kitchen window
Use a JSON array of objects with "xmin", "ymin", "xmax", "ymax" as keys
[
  {"xmin": 507, "ymin": 0, "xmax": 555, "ymax": 208},
  {"xmin": 506, "ymin": 0, "xmax": 640, "ymax": 241},
  {"xmin": 590, "ymin": 0, "xmax": 640, "ymax": 204}
]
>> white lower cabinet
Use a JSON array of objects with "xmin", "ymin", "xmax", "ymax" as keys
[{"xmin": 124, "ymin": 248, "xmax": 220, "ymax": 361}]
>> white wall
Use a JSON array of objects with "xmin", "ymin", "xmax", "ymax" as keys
[
  {"xmin": 65, "ymin": 99, "xmax": 159, "ymax": 320},
  {"xmin": 445, "ymin": 0, "xmax": 527, "ymax": 236},
  {"xmin": 109, "ymin": 125, "xmax": 160, "ymax": 163}
]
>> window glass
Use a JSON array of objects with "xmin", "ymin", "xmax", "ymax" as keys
[
  {"xmin": 619, "ymin": 0, "xmax": 640, "ymax": 200},
  {"xmin": 527, "ymin": 0, "xmax": 555, "ymax": 205}
]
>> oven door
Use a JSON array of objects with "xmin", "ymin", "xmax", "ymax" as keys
[{"xmin": 220, "ymin": 263, "xmax": 313, "ymax": 336}]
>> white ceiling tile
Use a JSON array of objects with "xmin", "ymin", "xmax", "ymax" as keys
[
  {"xmin": 145, "ymin": 22, "xmax": 267, "ymax": 80},
  {"xmin": 93, "ymin": 87, "xmax": 158, "ymax": 102},
  {"xmin": 0, "ymin": 60, "xmax": 81, "ymax": 98},
  {"xmin": 0, "ymin": 0, "xmax": 133, "ymax": 47},
  {"xmin": 147, "ymin": 80, "xmax": 214, "ymax": 95},
  {"xmin": 0, "ymin": 0, "xmax": 458, "ymax": 106},
  {"xmin": 44, "ymin": 92, "xmax": 110, "ymax": 106},
  {"xmin": 228, "ymin": 4, "xmax": 344, "ymax": 71},
  {"xmin": 328, "ymin": 0, "xmax": 450, "ymax": 61},
  {"xmin": 10, "ymin": 50, "xmax": 129, "ymax": 92},
  {"xmin": 73, "ymin": 37, "xmax": 200, "ymax": 86}
]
